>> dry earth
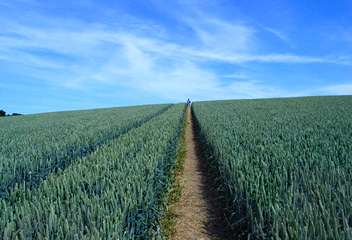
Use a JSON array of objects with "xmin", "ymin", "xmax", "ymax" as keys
[{"xmin": 171, "ymin": 107, "xmax": 233, "ymax": 240}]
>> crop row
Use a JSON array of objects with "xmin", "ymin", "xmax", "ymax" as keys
[
  {"xmin": 192, "ymin": 96, "xmax": 352, "ymax": 239},
  {"xmin": 1, "ymin": 103, "xmax": 186, "ymax": 239},
  {"xmin": 0, "ymin": 104, "xmax": 171, "ymax": 198}
]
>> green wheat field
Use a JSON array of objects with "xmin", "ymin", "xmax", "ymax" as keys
[{"xmin": 1, "ymin": 96, "xmax": 351, "ymax": 239}]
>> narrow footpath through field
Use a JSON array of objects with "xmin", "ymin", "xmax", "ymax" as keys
[{"xmin": 171, "ymin": 107, "xmax": 233, "ymax": 240}]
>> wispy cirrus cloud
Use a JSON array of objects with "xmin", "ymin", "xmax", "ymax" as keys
[
  {"xmin": 223, "ymin": 73, "xmax": 249, "ymax": 79},
  {"xmin": 254, "ymin": 22, "xmax": 289, "ymax": 42},
  {"xmin": 185, "ymin": 18, "xmax": 256, "ymax": 54},
  {"xmin": 262, "ymin": 26, "xmax": 289, "ymax": 41},
  {"xmin": 1, "ymin": 18, "xmax": 350, "ymax": 100}
]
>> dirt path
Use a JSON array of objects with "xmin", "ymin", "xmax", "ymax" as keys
[{"xmin": 171, "ymin": 107, "xmax": 233, "ymax": 240}]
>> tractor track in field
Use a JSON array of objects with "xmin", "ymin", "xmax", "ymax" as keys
[{"xmin": 171, "ymin": 107, "xmax": 233, "ymax": 240}]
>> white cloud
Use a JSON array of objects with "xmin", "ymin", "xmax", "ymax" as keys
[
  {"xmin": 225, "ymin": 80, "xmax": 294, "ymax": 99},
  {"xmin": 191, "ymin": 50, "xmax": 352, "ymax": 65},
  {"xmin": 320, "ymin": 83, "xmax": 352, "ymax": 95},
  {"xmin": 254, "ymin": 22, "xmax": 289, "ymax": 41},
  {"xmin": 187, "ymin": 19, "xmax": 256, "ymax": 54},
  {"xmin": 263, "ymin": 26, "xmax": 288, "ymax": 41},
  {"xmin": 146, "ymin": 62, "xmax": 222, "ymax": 101},
  {"xmin": 223, "ymin": 73, "xmax": 249, "ymax": 79}
]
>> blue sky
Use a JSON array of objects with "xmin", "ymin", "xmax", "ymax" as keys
[{"xmin": 0, "ymin": 0, "xmax": 351, "ymax": 114}]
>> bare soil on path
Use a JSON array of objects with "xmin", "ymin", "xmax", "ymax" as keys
[{"xmin": 171, "ymin": 107, "xmax": 233, "ymax": 240}]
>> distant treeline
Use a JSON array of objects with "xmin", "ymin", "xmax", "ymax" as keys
[{"xmin": 0, "ymin": 110, "xmax": 22, "ymax": 117}]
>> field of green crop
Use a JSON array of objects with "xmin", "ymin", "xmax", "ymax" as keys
[
  {"xmin": 2, "ymin": 96, "xmax": 351, "ymax": 239},
  {"xmin": 1, "ymin": 104, "xmax": 185, "ymax": 239},
  {"xmin": 192, "ymin": 96, "xmax": 352, "ymax": 239},
  {"xmin": 0, "ymin": 104, "xmax": 171, "ymax": 199}
]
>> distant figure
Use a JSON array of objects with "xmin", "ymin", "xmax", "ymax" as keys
[{"xmin": 187, "ymin": 98, "xmax": 191, "ymax": 107}]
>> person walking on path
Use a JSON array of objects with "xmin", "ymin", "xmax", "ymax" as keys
[{"xmin": 187, "ymin": 98, "xmax": 191, "ymax": 107}]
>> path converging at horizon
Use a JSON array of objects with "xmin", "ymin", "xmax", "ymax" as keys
[{"xmin": 172, "ymin": 107, "xmax": 232, "ymax": 240}]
